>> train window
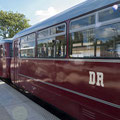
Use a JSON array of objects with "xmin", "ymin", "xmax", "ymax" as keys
[
  {"xmin": 56, "ymin": 25, "xmax": 65, "ymax": 33},
  {"xmin": 99, "ymin": 5, "xmax": 120, "ymax": 22},
  {"xmin": 70, "ymin": 15, "xmax": 95, "ymax": 30},
  {"xmin": 38, "ymin": 29, "xmax": 49, "ymax": 39},
  {"xmin": 38, "ymin": 38, "xmax": 53, "ymax": 58},
  {"xmin": 28, "ymin": 33, "xmax": 35, "ymax": 41},
  {"xmin": 37, "ymin": 35, "xmax": 66, "ymax": 58},
  {"xmin": 55, "ymin": 35, "xmax": 66, "ymax": 57},
  {"xmin": 115, "ymin": 23, "xmax": 120, "ymax": 57},
  {"xmin": 70, "ymin": 22, "xmax": 120, "ymax": 58},
  {"xmin": 21, "ymin": 36, "xmax": 27, "ymax": 43},
  {"xmin": 47, "ymin": 39, "xmax": 54, "ymax": 57},
  {"xmin": 50, "ymin": 24, "xmax": 65, "ymax": 35},
  {"xmin": 50, "ymin": 27, "xmax": 56, "ymax": 35},
  {"xmin": 21, "ymin": 41, "xmax": 35, "ymax": 48},
  {"xmin": 21, "ymin": 41, "xmax": 35, "ymax": 58},
  {"xmin": 37, "ymin": 23, "xmax": 66, "ymax": 58},
  {"xmin": 70, "ymin": 28, "xmax": 95, "ymax": 57},
  {"xmin": 96, "ymin": 23, "xmax": 120, "ymax": 58},
  {"xmin": 20, "ymin": 34, "xmax": 35, "ymax": 58}
]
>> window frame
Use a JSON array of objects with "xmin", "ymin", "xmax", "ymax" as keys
[
  {"xmin": 70, "ymin": 13, "xmax": 96, "ymax": 32},
  {"xmin": 20, "ymin": 32, "xmax": 36, "ymax": 58},
  {"xmin": 37, "ymin": 23, "xmax": 67, "ymax": 58},
  {"xmin": 37, "ymin": 23, "xmax": 66, "ymax": 40},
  {"xmin": 69, "ymin": 4, "xmax": 120, "ymax": 59},
  {"xmin": 98, "ymin": 4, "xmax": 120, "ymax": 23},
  {"xmin": 69, "ymin": 28, "xmax": 95, "ymax": 58}
]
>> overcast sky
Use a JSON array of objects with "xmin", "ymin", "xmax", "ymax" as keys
[{"xmin": 0, "ymin": 0, "xmax": 86, "ymax": 25}]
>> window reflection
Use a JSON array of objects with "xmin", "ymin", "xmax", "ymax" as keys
[
  {"xmin": 70, "ymin": 29, "xmax": 95, "ymax": 57},
  {"xmin": 38, "ymin": 29, "xmax": 49, "ymax": 38},
  {"xmin": 50, "ymin": 25, "xmax": 65, "ymax": 35},
  {"xmin": 20, "ymin": 33, "xmax": 35, "ymax": 58},
  {"xmin": 21, "ymin": 36, "xmax": 27, "ymax": 43},
  {"xmin": 70, "ymin": 22, "xmax": 120, "ymax": 58},
  {"xmin": 55, "ymin": 35, "xmax": 66, "ymax": 57},
  {"xmin": 56, "ymin": 25, "xmax": 65, "ymax": 33},
  {"xmin": 70, "ymin": 5, "xmax": 120, "ymax": 59},
  {"xmin": 71, "ymin": 15, "xmax": 95, "ymax": 30},
  {"xmin": 37, "ymin": 35, "xmax": 66, "ymax": 58},
  {"xmin": 21, "ymin": 47, "xmax": 35, "ymax": 58},
  {"xmin": 96, "ymin": 24, "xmax": 118, "ymax": 57},
  {"xmin": 37, "ymin": 24, "xmax": 66, "ymax": 58},
  {"xmin": 99, "ymin": 5, "xmax": 120, "ymax": 22},
  {"xmin": 38, "ymin": 39, "xmax": 52, "ymax": 57}
]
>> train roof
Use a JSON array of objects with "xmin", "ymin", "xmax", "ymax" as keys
[
  {"xmin": 14, "ymin": 0, "xmax": 120, "ymax": 39},
  {"xmin": 0, "ymin": 38, "xmax": 13, "ymax": 44}
]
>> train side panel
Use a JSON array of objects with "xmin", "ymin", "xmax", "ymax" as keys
[
  {"xmin": 10, "ymin": 1, "xmax": 120, "ymax": 119},
  {"xmin": 14, "ymin": 58, "xmax": 120, "ymax": 120},
  {"xmin": 0, "ymin": 43, "xmax": 12, "ymax": 80}
]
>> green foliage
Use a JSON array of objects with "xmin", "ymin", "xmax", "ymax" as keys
[{"xmin": 0, "ymin": 10, "xmax": 31, "ymax": 38}]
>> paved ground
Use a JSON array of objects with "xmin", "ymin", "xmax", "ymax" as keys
[{"xmin": 0, "ymin": 80, "xmax": 60, "ymax": 120}]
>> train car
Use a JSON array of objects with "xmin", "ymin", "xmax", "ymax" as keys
[
  {"xmin": 0, "ymin": 39, "xmax": 12, "ymax": 81},
  {"xmin": 11, "ymin": 0, "xmax": 120, "ymax": 119}
]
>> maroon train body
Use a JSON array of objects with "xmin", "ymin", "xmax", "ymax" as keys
[
  {"xmin": 0, "ymin": 39, "xmax": 12, "ymax": 80},
  {"xmin": 1, "ymin": 0, "xmax": 120, "ymax": 120}
]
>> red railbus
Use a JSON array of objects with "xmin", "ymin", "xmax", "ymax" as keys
[
  {"xmin": 0, "ymin": 39, "xmax": 12, "ymax": 81},
  {"xmin": 10, "ymin": 0, "xmax": 120, "ymax": 119}
]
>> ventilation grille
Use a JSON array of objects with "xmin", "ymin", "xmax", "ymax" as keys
[{"xmin": 82, "ymin": 108, "xmax": 96, "ymax": 120}]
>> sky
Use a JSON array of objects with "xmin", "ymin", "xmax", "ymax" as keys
[{"xmin": 0, "ymin": 0, "xmax": 86, "ymax": 25}]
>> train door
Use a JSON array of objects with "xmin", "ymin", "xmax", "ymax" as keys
[{"xmin": 13, "ymin": 40, "xmax": 19, "ymax": 84}]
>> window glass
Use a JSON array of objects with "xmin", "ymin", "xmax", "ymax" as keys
[
  {"xmin": 38, "ymin": 38, "xmax": 53, "ymax": 57},
  {"xmin": 70, "ymin": 23, "xmax": 120, "ymax": 58},
  {"xmin": 37, "ymin": 24, "xmax": 66, "ymax": 58},
  {"xmin": 56, "ymin": 25, "xmax": 65, "ymax": 33},
  {"xmin": 37, "ymin": 35, "xmax": 66, "ymax": 58},
  {"xmin": 116, "ymin": 23, "xmax": 120, "ymax": 57},
  {"xmin": 28, "ymin": 33, "xmax": 35, "ymax": 41},
  {"xmin": 21, "ymin": 41, "xmax": 35, "ymax": 48},
  {"xmin": 21, "ymin": 41, "xmax": 35, "ymax": 58},
  {"xmin": 50, "ymin": 27, "xmax": 56, "ymax": 35},
  {"xmin": 71, "ymin": 15, "xmax": 95, "ymax": 30},
  {"xmin": 38, "ymin": 29, "xmax": 49, "ymax": 39},
  {"xmin": 50, "ymin": 24, "xmax": 65, "ymax": 35},
  {"xmin": 47, "ymin": 38, "xmax": 55, "ymax": 57},
  {"xmin": 96, "ymin": 23, "xmax": 120, "ymax": 57},
  {"xmin": 20, "ymin": 34, "xmax": 35, "ymax": 58},
  {"xmin": 55, "ymin": 35, "xmax": 66, "ymax": 57},
  {"xmin": 99, "ymin": 6, "xmax": 120, "ymax": 22},
  {"xmin": 70, "ymin": 28, "xmax": 95, "ymax": 57},
  {"xmin": 21, "ymin": 48, "xmax": 35, "ymax": 58},
  {"xmin": 21, "ymin": 36, "xmax": 27, "ymax": 43}
]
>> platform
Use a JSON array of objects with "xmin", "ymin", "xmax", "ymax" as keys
[{"xmin": 0, "ymin": 80, "xmax": 60, "ymax": 120}]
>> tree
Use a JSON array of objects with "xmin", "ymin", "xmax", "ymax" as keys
[{"xmin": 0, "ymin": 10, "xmax": 31, "ymax": 38}]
